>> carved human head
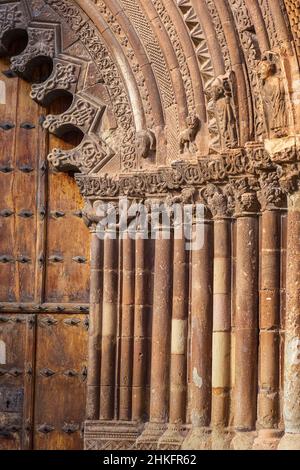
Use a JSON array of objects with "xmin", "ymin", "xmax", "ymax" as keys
[{"xmin": 258, "ymin": 60, "xmax": 277, "ymax": 81}]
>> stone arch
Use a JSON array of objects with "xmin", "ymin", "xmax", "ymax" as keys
[{"xmin": 1, "ymin": 0, "xmax": 300, "ymax": 451}]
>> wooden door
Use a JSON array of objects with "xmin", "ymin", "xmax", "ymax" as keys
[{"xmin": 0, "ymin": 56, "xmax": 90, "ymax": 450}]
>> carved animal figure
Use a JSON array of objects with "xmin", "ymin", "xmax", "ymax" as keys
[
  {"xmin": 136, "ymin": 129, "xmax": 156, "ymax": 159},
  {"xmin": 179, "ymin": 115, "xmax": 200, "ymax": 154}
]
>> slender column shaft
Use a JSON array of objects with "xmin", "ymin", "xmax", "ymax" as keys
[
  {"xmin": 86, "ymin": 232, "xmax": 103, "ymax": 420},
  {"xmin": 119, "ymin": 233, "xmax": 135, "ymax": 420},
  {"xmin": 132, "ymin": 232, "xmax": 148, "ymax": 421},
  {"xmin": 234, "ymin": 215, "xmax": 258, "ymax": 431},
  {"xmin": 258, "ymin": 210, "xmax": 280, "ymax": 429},
  {"xmin": 150, "ymin": 228, "xmax": 172, "ymax": 422},
  {"xmin": 282, "ymin": 193, "xmax": 300, "ymax": 435},
  {"xmin": 189, "ymin": 218, "xmax": 213, "ymax": 427},
  {"xmin": 100, "ymin": 231, "xmax": 119, "ymax": 420},
  {"xmin": 169, "ymin": 223, "xmax": 188, "ymax": 424},
  {"xmin": 211, "ymin": 218, "xmax": 231, "ymax": 427}
]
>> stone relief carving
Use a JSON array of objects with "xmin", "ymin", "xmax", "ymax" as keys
[
  {"xmin": 177, "ymin": 0, "xmax": 221, "ymax": 149},
  {"xmin": 48, "ymin": 137, "xmax": 114, "ymax": 174},
  {"xmin": 179, "ymin": 114, "xmax": 200, "ymax": 154},
  {"xmin": 11, "ymin": 27, "xmax": 55, "ymax": 75},
  {"xmin": 0, "ymin": 2, "xmax": 25, "ymax": 50},
  {"xmin": 43, "ymin": 98, "xmax": 99, "ymax": 136},
  {"xmin": 210, "ymin": 75, "xmax": 238, "ymax": 150},
  {"xmin": 30, "ymin": 61, "xmax": 78, "ymax": 104},
  {"xmin": 257, "ymin": 57, "xmax": 289, "ymax": 139},
  {"xmin": 136, "ymin": 129, "xmax": 156, "ymax": 159}
]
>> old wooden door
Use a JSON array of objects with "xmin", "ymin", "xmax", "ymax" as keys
[{"xmin": 0, "ymin": 56, "xmax": 90, "ymax": 450}]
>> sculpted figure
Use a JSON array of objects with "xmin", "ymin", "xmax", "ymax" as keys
[
  {"xmin": 257, "ymin": 59, "xmax": 288, "ymax": 138},
  {"xmin": 179, "ymin": 114, "xmax": 200, "ymax": 154},
  {"xmin": 211, "ymin": 75, "xmax": 238, "ymax": 149},
  {"xmin": 136, "ymin": 129, "xmax": 156, "ymax": 159}
]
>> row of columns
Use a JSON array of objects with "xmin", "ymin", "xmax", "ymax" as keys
[{"xmin": 85, "ymin": 192, "xmax": 300, "ymax": 449}]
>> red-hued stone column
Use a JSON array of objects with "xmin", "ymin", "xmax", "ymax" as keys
[
  {"xmin": 253, "ymin": 209, "xmax": 281, "ymax": 450},
  {"xmin": 159, "ymin": 218, "xmax": 189, "ymax": 448},
  {"xmin": 119, "ymin": 232, "xmax": 135, "ymax": 420},
  {"xmin": 279, "ymin": 192, "xmax": 300, "ymax": 449},
  {"xmin": 232, "ymin": 198, "xmax": 259, "ymax": 449},
  {"xmin": 99, "ymin": 230, "xmax": 119, "ymax": 420},
  {"xmin": 132, "ymin": 230, "xmax": 150, "ymax": 422},
  {"xmin": 86, "ymin": 231, "xmax": 103, "ymax": 420},
  {"xmin": 183, "ymin": 212, "xmax": 213, "ymax": 450},
  {"xmin": 136, "ymin": 223, "xmax": 172, "ymax": 447}
]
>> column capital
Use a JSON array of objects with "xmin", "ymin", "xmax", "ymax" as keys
[
  {"xmin": 200, "ymin": 184, "xmax": 233, "ymax": 220},
  {"xmin": 226, "ymin": 178, "xmax": 259, "ymax": 217}
]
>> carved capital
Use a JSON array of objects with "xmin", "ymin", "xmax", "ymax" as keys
[
  {"xmin": 257, "ymin": 171, "xmax": 285, "ymax": 211},
  {"xmin": 200, "ymin": 184, "xmax": 233, "ymax": 219},
  {"xmin": 228, "ymin": 177, "xmax": 260, "ymax": 216}
]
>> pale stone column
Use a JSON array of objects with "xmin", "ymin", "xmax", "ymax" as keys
[
  {"xmin": 159, "ymin": 217, "xmax": 189, "ymax": 448},
  {"xmin": 136, "ymin": 221, "xmax": 172, "ymax": 448},
  {"xmin": 119, "ymin": 231, "xmax": 135, "ymax": 420},
  {"xmin": 100, "ymin": 229, "xmax": 119, "ymax": 420},
  {"xmin": 279, "ymin": 191, "xmax": 300, "ymax": 449},
  {"xmin": 86, "ymin": 230, "xmax": 103, "ymax": 420},
  {"xmin": 183, "ymin": 209, "xmax": 213, "ymax": 450},
  {"xmin": 211, "ymin": 217, "xmax": 232, "ymax": 448},
  {"xmin": 231, "ymin": 185, "xmax": 259, "ymax": 450},
  {"xmin": 198, "ymin": 185, "xmax": 232, "ymax": 449}
]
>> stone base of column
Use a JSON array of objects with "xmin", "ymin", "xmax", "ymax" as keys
[
  {"xmin": 182, "ymin": 427, "xmax": 211, "ymax": 450},
  {"xmin": 231, "ymin": 431, "xmax": 257, "ymax": 450},
  {"xmin": 278, "ymin": 433, "xmax": 300, "ymax": 450},
  {"xmin": 135, "ymin": 422, "xmax": 167, "ymax": 450},
  {"xmin": 252, "ymin": 429, "xmax": 283, "ymax": 450},
  {"xmin": 84, "ymin": 420, "xmax": 144, "ymax": 450},
  {"xmin": 158, "ymin": 424, "xmax": 188, "ymax": 450},
  {"xmin": 211, "ymin": 428, "xmax": 234, "ymax": 450}
]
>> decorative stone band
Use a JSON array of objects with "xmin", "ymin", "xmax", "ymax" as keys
[{"xmin": 75, "ymin": 144, "xmax": 299, "ymax": 204}]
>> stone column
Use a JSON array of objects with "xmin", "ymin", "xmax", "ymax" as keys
[
  {"xmin": 136, "ymin": 220, "xmax": 172, "ymax": 448},
  {"xmin": 195, "ymin": 185, "xmax": 232, "ymax": 449},
  {"xmin": 211, "ymin": 216, "xmax": 231, "ymax": 439},
  {"xmin": 159, "ymin": 215, "xmax": 189, "ymax": 448},
  {"xmin": 279, "ymin": 190, "xmax": 300, "ymax": 449},
  {"xmin": 231, "ymin": 182, "xmax": 259, "ymax": 450},
  {"xmin": 86, "ymin": 230, "xmax": 103, "ymax": 420},
  {"xmin": 99, "ymin": 229, "xmax": 119, "ymax": 420},
  {"xmin": 183, "ymin": 208, "xmax": 213, "ymax": 450},
  {"xmin": 254, "ymin": 203, "xmax": 282, "ymax": 449},
  {"xmin": 119, "ymin": 231, "xmax": 135, "ymax": 420},
  {"xmin": 132, "ymin": 229, "xmax": 149, "ymax": 422}
]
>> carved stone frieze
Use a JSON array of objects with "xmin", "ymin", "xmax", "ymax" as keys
[{"xmin": 84, "ymin": 420, "xmax": 144, "ymax": 450}]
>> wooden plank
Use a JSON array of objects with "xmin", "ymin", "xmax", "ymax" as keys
[
  {"xmin": 45, "ymin": 98, "xmax": 90, "ymax": 303},
  {"xmin": 33, "ymin": 314, "xmax": 88, "ymax": 450},
  {"xmin": 22, "ymin": 314, "xmax": 37, "ymax": 450},
  {"xmin": 0, "ymin": 58, "xmax": 19, "ymax": 302},
  {"xmin": 0, "ymin": 313, "xmax": 27, "ymax": 450}
]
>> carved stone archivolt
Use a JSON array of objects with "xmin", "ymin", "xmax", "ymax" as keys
[{"xmin": 1, "ymin": 0, "xmax": 300, "ymax": 452}]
